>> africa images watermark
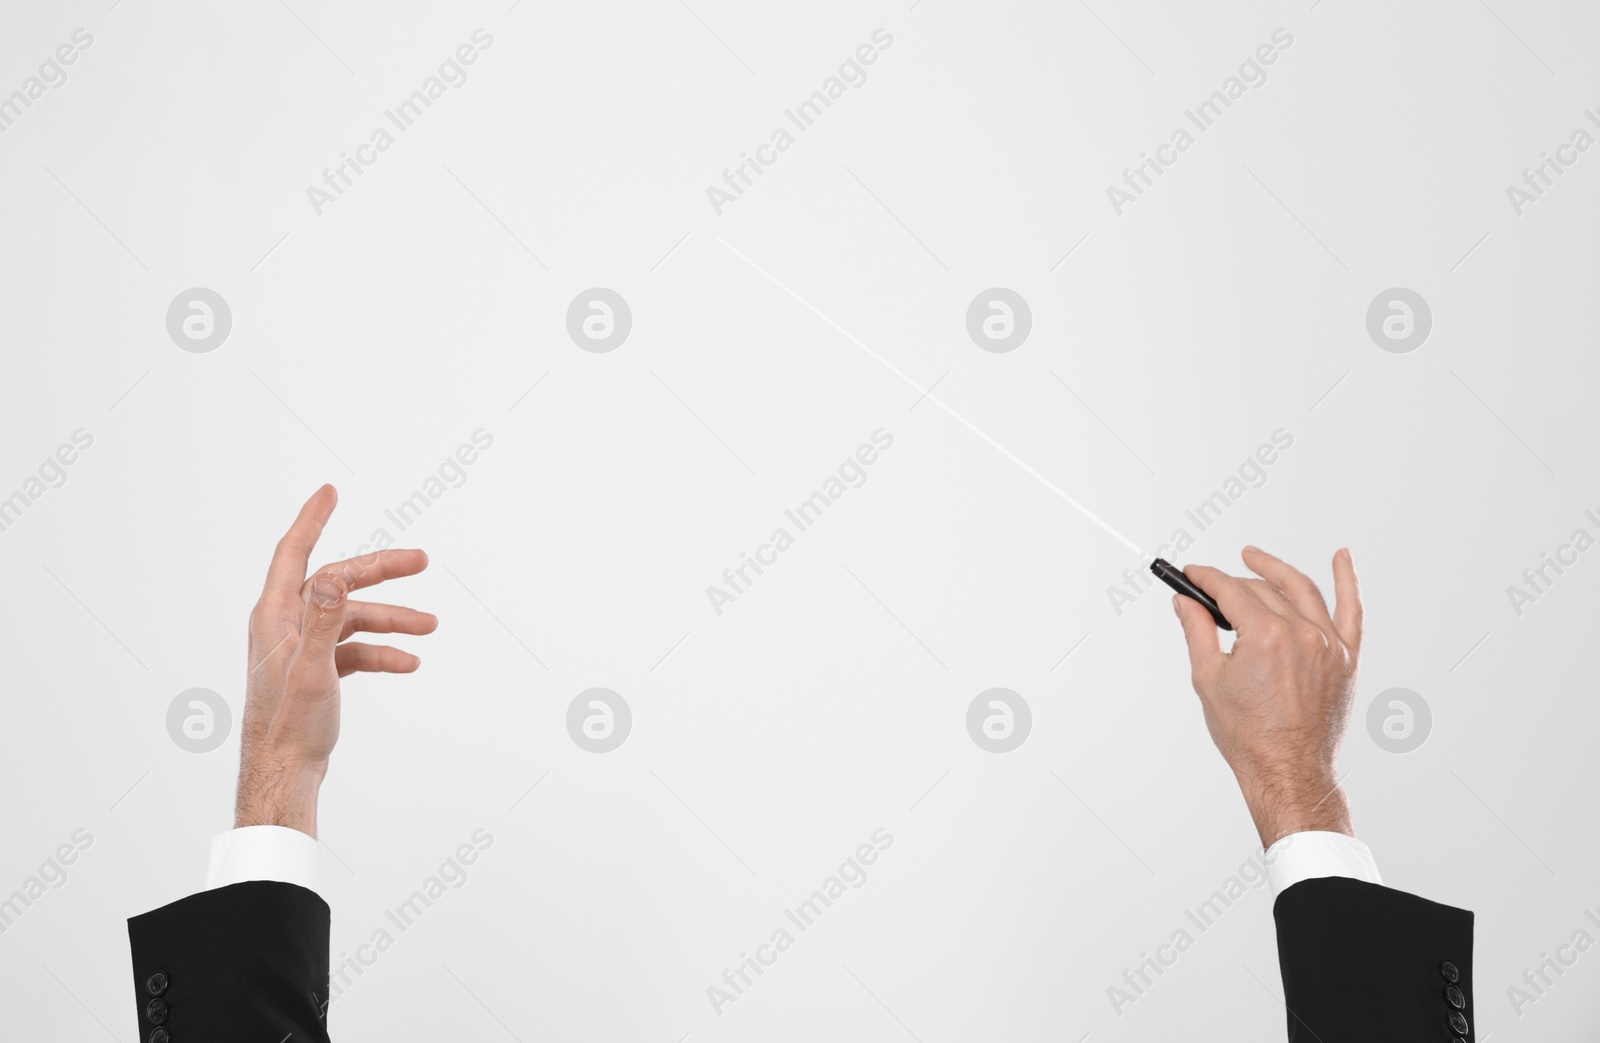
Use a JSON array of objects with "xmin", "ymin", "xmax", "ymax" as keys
[
  {"xmin": 0, "ymin": 428, "xmax": 94, "ymax": 536},
  {"xmin": 332, "ymin": 427, "xmax": 495, "ymax": 560},
  {"xmin": 1105, "ymin": 428, "xmax": 1294, "ymax": 618},
  {"xmin": 1504, "ymin": 507, "xmax": 1600, "ymax": 617},
  {"xmin": 0, "ymin": 829, "xmax": 93, "ymax": 934},
  {"xmin": 1506, "ymin": 906, "xmax": 1600, "ymax": 1017},
  {"xmin": 0, "ymin": 28, "xmax": 94, "ymax": 134},
  {"xmin": 305, "ymin": 28, "xmax": 495, "ymax": 216},
  {"xmin": 1105, "ymin": 28, "xmax": 1294, "ymax": 216},
  {"xmin": 1107, "ymin": 841, "xmax": 1283, "ymax": 1015},
  {"xmin": 706, "ymin": 428, "xmax": 895, "ymax": 616},
  {"xmin": 326, "ymin": 827, "xmax": 494, "ymax": 1007},
  {"xmin": 704, "ymin": 28, "xmax": 895, "ymax": 216},
  {"xmin": 706, "ymin": 828, "xmax": 893, "ymax": 1016},
  {"xmin": 1505, "ymin": 110, "xmax": 1600, "ymax": 217}
]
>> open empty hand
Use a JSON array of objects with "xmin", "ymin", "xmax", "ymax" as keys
[{"xmin": 237, "ymin": 485, "xmax": 436, "ymax": 836}]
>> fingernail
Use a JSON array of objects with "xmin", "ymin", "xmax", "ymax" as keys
[
  {"xmin": 1172, "ymin": 595, "xmax": 1182, "ymax": 617},
  {"xmin": 312, "ymin": 574, "xmax": 346, "ymax": 608}
]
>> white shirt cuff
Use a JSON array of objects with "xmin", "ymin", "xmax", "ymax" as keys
[
  {"xmin": 206, "ymin": 825, "xmax": 321, "ymax": 898},
  {"xmin": 1264, "ymin": 830, "xmax": 1382, "ymax": 896}
]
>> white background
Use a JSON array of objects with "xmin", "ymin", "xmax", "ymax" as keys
[{"xmin": 2, "ymin": 0, "xmax": 1597, "ymax": 1039}]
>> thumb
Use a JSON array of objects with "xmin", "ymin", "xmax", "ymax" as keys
[
  {"xmin": 298, "ymin": 569, "xmax": 350, "ymax": 667},
  {"xmin": 1173, "ymin": 594, "xmax": 1223, "ymax": 685}
]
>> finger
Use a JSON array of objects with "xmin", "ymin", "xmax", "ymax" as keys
[
  {"xmin": 263, "ymin": 485, "xmax": 337, "ymax": 600},
  {"xmin": 1242, "ymin": 578, "xmax": 1302, "ymax": 622},
  {"xmin": 307, "ymin": 549, "xmax": 429, "ymax": 595},
  {"xmin": 340, "ymin": 602, "xmax": 438, "ymax": 641},
  {"xmin": 1183, "ymin": 564, "xmax": 1279, "ymax": 631},
  {"xmin": 296, "ymin": 569, "xmax": 351, "ymax": 667},
  {"xmin": 1173, "ymin": 594, "xmax": 1224, "ymax": 682},
  {"xmin": 1331, "ymin": 547, "xmax": 1363, "ymax": 652},
  {"xmin": 335, "ymin": 642, "xmax": 421, "ymax": 677},
  {"xmin": 1241, "ymin": 546, "xmax": 1335, "ymax": 629}
]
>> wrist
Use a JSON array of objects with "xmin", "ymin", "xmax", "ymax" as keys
[
  {"xmin": 1236, "ymin": 765, "xmax": 1353, "ymax": 849},
  {"xmin": 235, "ymin": 748, "xmax": 326, "ymax": 837}
]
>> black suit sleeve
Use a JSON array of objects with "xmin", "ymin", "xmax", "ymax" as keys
[
  {"xmin": 127, "ymin": 881, "xmax": 331, "ymax": 1042},
  {"xmin": 1273, "ymin": 876, "xmax": 1474, "ymax": 1042}
]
